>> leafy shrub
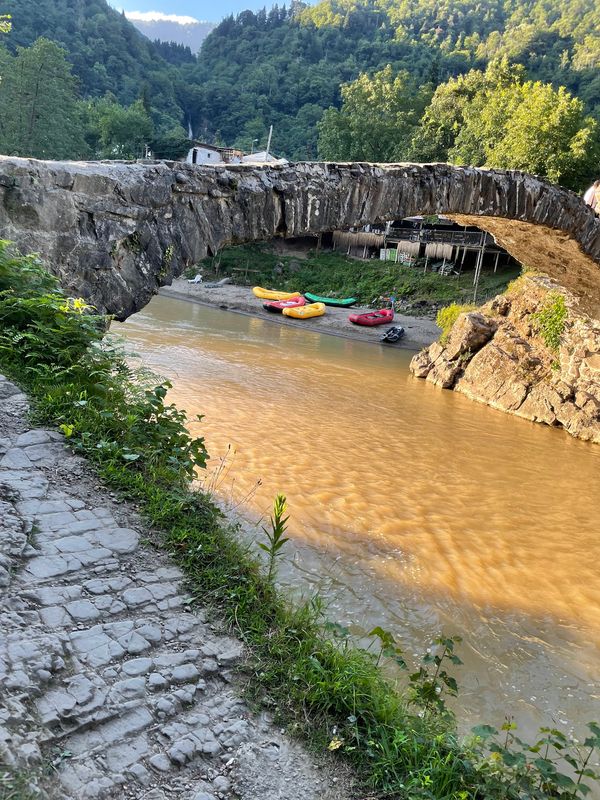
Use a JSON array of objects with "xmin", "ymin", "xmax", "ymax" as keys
[
  {"xmin": 0, "ymin": 241, "xmax": 207, "ymax": 490},
  {"xmin": 436, "ymin": 302, "xmax": 476, "ymax": 343},
  {"xmin": 531, "ymin": 292, "xmax": 568, "ymax": 352}
]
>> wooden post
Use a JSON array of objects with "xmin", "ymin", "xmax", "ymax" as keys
[{"xmin": 494, "ymin": 251, "xmax": 500, "ymax": 273}]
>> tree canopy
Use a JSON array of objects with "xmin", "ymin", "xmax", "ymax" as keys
[
  {"xmin": 317, "ymin": 66, "xmax": 429, "ymax": 161},
  {"xmin": 0, "ymin": 0, "xmax": 598, "ymax": 189},
  {"xmin": 0, "ymin": 39, "xmax": 87, "ymax": 160},
  {"xmin": 317, "ymin": 57, "xmax": 599, "ymax": 188}
]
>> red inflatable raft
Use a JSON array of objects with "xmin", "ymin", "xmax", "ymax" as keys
[
  {"xmin": 348, "ymin": 308, "xmax": 394, "ymax": 326},
  {"xmin": 263, "ymin": 296, "xmax": 307, "ymax": 313}
]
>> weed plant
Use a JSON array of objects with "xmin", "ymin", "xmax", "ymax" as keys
[
  {"xmin": 531, "ymin": 292, "xmax": 568, "ymax": 352},
  {"xmin": 1, "ymin": 240, "xmax": 598, "ymax": 799},
  {"xmin": 0, "ymin": 769, "xmax": 37, "ymax": 800},
  {"xmin": 436, "ymin": 303, "xmax": 477, "ymax": 343}
]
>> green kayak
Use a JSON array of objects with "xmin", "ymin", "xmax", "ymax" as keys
[{"xmin": 304, "ymin": 292, "xmax": 358, "ymax": 307}]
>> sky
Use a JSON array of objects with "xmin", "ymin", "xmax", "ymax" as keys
[{"xmin": 113, "ymin": 0, "xmax": 278, "ymax": 23}]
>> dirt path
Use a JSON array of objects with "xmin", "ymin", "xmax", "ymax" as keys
[
  {"xmin": 160, "ymin": 280, "xmax": 440, "ymax": 351},
  {"xmin": 0, "ymin": 374, "xmax": 353, "ymax": 800}
]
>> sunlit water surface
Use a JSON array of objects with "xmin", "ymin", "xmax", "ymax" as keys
[{"xmin": 117, "ymin": 294, "xmax": 600, "ymax": 741}]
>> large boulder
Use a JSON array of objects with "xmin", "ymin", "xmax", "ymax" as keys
[{"xmin": 444, "ymin": 312, "xmax": 497, "ymax": 360}]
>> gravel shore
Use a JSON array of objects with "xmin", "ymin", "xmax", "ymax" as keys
[{"xmin": 160, "ymin": 279, "xmax": 441, "ymax": 351}]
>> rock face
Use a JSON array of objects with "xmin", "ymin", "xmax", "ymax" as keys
[
  {"xmin": 0, "ymin": 157, "xmax": 599, "ymax": 319},
  {"xmin": 410, "ymin": 275, "xmax": 600, "ymax": 444}
]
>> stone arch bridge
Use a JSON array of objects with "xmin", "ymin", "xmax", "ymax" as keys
[{"xmin": 0, "ymin": 156, "xmax": 599, "ymax": 319}]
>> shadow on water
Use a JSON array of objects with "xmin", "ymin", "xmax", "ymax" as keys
[{"xmin": 116, "ymin": 293, "xmax": 600, "ymax": 742}]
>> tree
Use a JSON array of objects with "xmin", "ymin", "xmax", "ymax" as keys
[
  {"xmin": 410, "ymin": 58, "xmax": 525, "ymax": 163},
  {"xmin": 82, "ymin": 95, "xmax": 154, "ymax": 159},
  {"xmin": 412, "ymin": 58, "xmax": 599, "ymax": 188},
  {"xmin": 317, "ymin": 65, "xmax": 429, "ymax": 161},
  {"xmin": 0, "ymin": 38, "xmax": 88, "ymax": 159},
  {"xmin": 473, "ymin": 81, "xmax": 599, "ymax": 187}
]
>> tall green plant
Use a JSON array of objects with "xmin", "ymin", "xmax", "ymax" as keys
[
  {"xmin": 259, "ymin": 493, "xmax": 290, "ymax": 583},
  {"xmin": 436, "ymin": 303, "xmax": 476, "ymax": 343}
]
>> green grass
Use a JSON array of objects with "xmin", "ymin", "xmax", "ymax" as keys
[
  {"xmin": 195, "ymin": 243, "xmax": 521, "ymax": 310},
  {"xmin": 0, "ymin": 770, "xmax": 38, "ymax": 800},
  {"xmin": 1, "ymin": 240, "xmax": 597, "ymax": 800}
]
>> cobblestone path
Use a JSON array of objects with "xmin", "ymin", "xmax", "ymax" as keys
[{"xmin": 0, "ymin": 375, "xmax": 349, "ymax": 800}]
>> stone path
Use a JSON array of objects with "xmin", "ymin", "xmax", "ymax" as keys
[{"xmin": 0, "ymin": 375, "xmax": 351, "ymax": 800}]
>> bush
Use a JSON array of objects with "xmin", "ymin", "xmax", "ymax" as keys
[
  {"xmin": 436, "ymin": 303, "xmax": 476, "ymax": 343},
  {"xmin": 531, "ymin": 292, "xmax": 568, "ymax": 352}
]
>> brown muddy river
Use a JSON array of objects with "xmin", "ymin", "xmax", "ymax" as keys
[{"xmin": 117, "ymin": 293, "xmax": 600, "ymax": 742}]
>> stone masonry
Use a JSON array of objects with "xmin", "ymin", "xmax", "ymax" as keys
[
  {"xmin": 0, "ymin": 375, "xmax": 351, "ymax": 800},
  {"xmin": 0, "ymin": 157, "xmax": 599, "ymax": 320}
]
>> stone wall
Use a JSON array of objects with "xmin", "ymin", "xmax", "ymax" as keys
[
  {"xmin": 410, "ymin": 275, "xmax": 600, "ymax": 444},
  {"xmin": 0, "ymin": 157, "xmax": 599, "ymax": 319}
]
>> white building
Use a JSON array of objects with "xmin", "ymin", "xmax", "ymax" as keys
[
  {"xmin": 185, "ymin": 143, "xmax": 288, "ymax": 167},
  {"xmin": 185, "ymin": 143, "xmax": 243, "ymax": 166}
]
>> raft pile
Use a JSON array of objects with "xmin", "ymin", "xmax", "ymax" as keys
[{"xmin": 251, "ymin": 286, "xmax": 403, "ymax": 340}]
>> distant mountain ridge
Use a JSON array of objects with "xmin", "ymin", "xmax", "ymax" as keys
[{"xmin": 126, "ymin": 16, "xmax": 216, "ymax": 53}]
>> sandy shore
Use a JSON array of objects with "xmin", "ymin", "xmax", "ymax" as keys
[{"xmin": 160, "ymin": 279, "xmax": 440, "ymax": 350}]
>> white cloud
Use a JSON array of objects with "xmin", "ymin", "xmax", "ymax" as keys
[{"xmin": 122, "ymin": 10, "xmax": 201, "ymax": 25}]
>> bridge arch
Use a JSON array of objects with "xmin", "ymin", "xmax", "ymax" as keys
[{"xmin": 0, "ymin": 158, "xmax": 598, "ymax": 319}]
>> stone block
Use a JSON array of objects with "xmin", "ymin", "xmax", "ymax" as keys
[
  {"xmin": 122, "ymin": 658, "xmax": 153, "ymax": 676},
  {"xmin": 93, "ymin": 527, "xmax": 139, "ymax": 554}
]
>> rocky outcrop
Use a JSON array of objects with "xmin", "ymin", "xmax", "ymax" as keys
[
  {"xmin": 0, "ymin": 157, "xmax": 599, "ymax": 319},
  {"xmin": 410, "ymin": 276, "xmax": 600, "ymax": 443}
]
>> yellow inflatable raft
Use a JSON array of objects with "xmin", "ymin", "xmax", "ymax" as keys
[
  {"xmin": 282, "ymin": 302, "xmax": 326, "ymax": 319},
  {"xmin": 252, "ymin": 287, "xmax": 301, "ymax": 301}
]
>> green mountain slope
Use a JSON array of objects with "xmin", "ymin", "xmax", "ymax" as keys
[
  {"xmin": 188, "ymin": 0, "xmax": 600, "ymax": 159},
  {"xmin": 1, "ymin": 0, "xmax": 185, "ymax": 123},
  {"xmin": 1, "ymin": 0, "xmax": 598, "ymax": 163}
]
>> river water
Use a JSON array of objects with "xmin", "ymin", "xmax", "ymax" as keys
[{"xmin": 117, "ymin": 293, "xmax": 600, "ymax": 742}]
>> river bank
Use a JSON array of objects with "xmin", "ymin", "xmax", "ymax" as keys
[
  {"xmin": 4, "ymin": 245, "xmax": 600, "ymax": 800},
  {"xmin": 0, "ymin": 373, "xmax": 355, "ymax": 800},
  {"xmin": 411, "ymin": 274, "xmax": 600, "ymax": 444},
  {"xmin": 160, "ymin": 279, "xmax": 441, "ymax": 350}
]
